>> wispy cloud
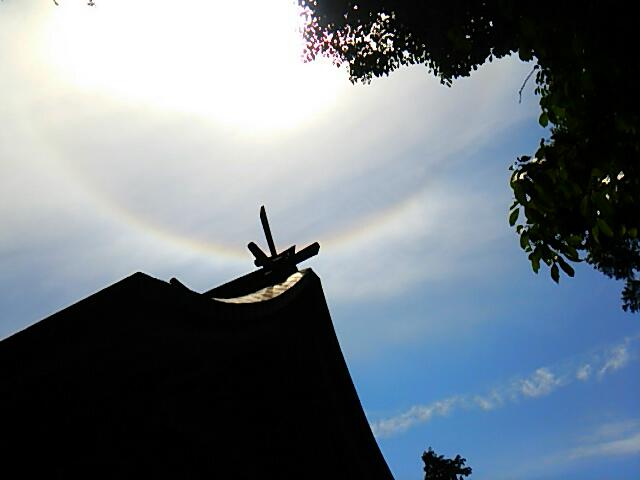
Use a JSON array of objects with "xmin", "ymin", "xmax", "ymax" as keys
[
  {"xmin": 371, "ymin": 335, "xmax": 639, "ymax": 437},
  {"xmin": 519, "ymin": 367, "xmax": 562, "ymax": 398},
  {"xmin": 598, "ymin": 344, "xmax": 629, "ymax": 378},
  {"xmin": 568, "ymin": 418, "xmax": 640, "ymax": 460},
  {"xmin": 585, "ymin": 418, "xmax": 640, "ymax": 442},
  {"xmin": 473, "ymin": 389, "xmax": 504, "ymax": 411},
  {"xmin": 576, "ymin": 364, "xmax": 591, "ymax": 381},
  {"xmin": 495, "ymin": 418, "xmax": 640, "ymax": 480},
  {"xmin": 568, "ymin": 431, "xmax": 640, "ymax": 459},
  {"xmin": 373, "ymin": 398, "xmax": 460, "ymax": 437}
]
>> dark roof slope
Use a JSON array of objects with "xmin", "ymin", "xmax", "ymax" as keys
[{"xmin": 0, "ymin": 270, "xmax": 393, "ymax": 479}]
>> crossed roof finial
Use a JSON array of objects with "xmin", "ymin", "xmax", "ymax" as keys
[{"xmin": 247, "ymin": 206, "xmax": 319, "ymax": 272}]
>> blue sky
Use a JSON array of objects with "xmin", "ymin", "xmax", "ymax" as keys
[{"xmin": 1, "ymin": 2, "xmax": 638, "ymax": 479}]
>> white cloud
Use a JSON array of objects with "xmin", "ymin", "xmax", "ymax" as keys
[
  {"xmin": 576, "ymin": 364, "xmax": 591, "ymax": 381},
  {"xmin": 370, "ymin": 336, "xmax": 639, "ymax": 438},
  {"xmin": 569, "ymin": 422, "xmax": 640, "ymax": 460},
  {"xmin": 474, "ymin": 390, "xmax": 504, "ymax": 411},
  {"xmin": 570, "ymin": 432, "xmax": 640, "ymax": 458},
  {"xmin": 598, "ymin": 345, "xmax": 629, "ymax": 378},
  {"xmin": 519, "ymin": 368, "xmax": 562, "ymax": 398},
  {"xmin": 585, "ymin": 419, "xmax": 640, "ymax": 443},
  {"xmin": 500, "ymin": 418, "xmax": 640, "ymax": 479},
  {"xmin": 371, "ymin": 397, "xmax": 459, "ymax": 437}
]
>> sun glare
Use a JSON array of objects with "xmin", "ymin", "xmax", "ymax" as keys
[{"xmin": 41, "ymin": 0, "xmax": 344, "ymax": 132}]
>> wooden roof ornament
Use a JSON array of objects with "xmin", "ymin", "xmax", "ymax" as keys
[
  {"xmin": 205, "ymin": 206, "xmax": 320, "ymax": 299},
  {"xmin": 248, "ymin": 205, "xmax": 320, "ymax": 274}
]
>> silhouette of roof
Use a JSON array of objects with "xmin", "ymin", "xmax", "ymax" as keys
[{"xmin": 0, "ymin": 269, "xmax": 393, "ymax": 479}]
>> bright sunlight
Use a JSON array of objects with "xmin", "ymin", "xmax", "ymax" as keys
[{"xmin": 40, "ymin": 0, "xmax": 345, "ymax": 132}]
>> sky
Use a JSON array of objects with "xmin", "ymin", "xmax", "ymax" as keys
[{"xmin": 1, "ymin": 1, "xmax": 639, "ymax": 479}]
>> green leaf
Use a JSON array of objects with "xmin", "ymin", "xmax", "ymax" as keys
[
  {"xmin": 532, "ymin": 257, "xmax": 541, "ymax": 273},
  {"xmin": 519, "ymin": 232, "xmax": 529, "ymax": 250},
  {"xmin": 539, "ymin": 112, "xmax": 549, "ymax": 127},
  {"xmin": 512, "ymin": 182, "xmax": 527, "ymax": 205},
  {"xmin": 591, "ymin": 224, "xmax": 600, "ymax": 244},
  {"xmin": 509, "ymin": 208, "xmax": 519, "ymax": 226},
  {"xmin": 629, "ymin": 227, "xmax": 638, "ymax": 238},
  {"xmin": 531, "ymin": 256, "xmax": 541, "ymax": 273},
  {"xmin": 557, "ymin": 257, "xmax": 575, "ymax": 277},
  {"xmin": 529, "ymin": 250, "xmax": 541, "ymax": 274},
  {"xmin": 596, "ymin": 218, "xmax": 614, "ymax": 237},
  {"xmin": 518, "ymin": 49, "xmax": 533, "ymax": 62},
  {"xmin": 579, "ymin": 195, "xmax": 589, "ymax": 217},
  {"xmin": 562, "ymin": 242, "xmax": 580, "ymax": 262},
  {"xmin": 568, "ymin": 234, "xmax": 583, "ymax": 247},
  {"xmin": 550, "ymin": 263, "xmax": 560, "ymax": 283}
]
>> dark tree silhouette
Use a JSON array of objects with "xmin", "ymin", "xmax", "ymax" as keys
[
  {"xmin": 299, "ymin": 1, "xmax": 640, "ymax": 312},
  {"xmin": 422, "ymin": 447, "xmax": 472, "ymax": 480}
]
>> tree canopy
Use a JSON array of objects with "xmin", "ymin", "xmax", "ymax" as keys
[
  {"xmin": 299, "ymin": 1, "xmax": 640, "ymax": 312},
  {"xmin": 422, "ymin": 447, "xmax": 472, "ymax": 480}
]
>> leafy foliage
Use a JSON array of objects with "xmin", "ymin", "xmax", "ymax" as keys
[
  {"xmin": 422, "ymin": 447, "xmax": 472, "ymax": 480},
  {"xmin": 299, "ymin": 1, "xmax": 640, "ymax": 312}
]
